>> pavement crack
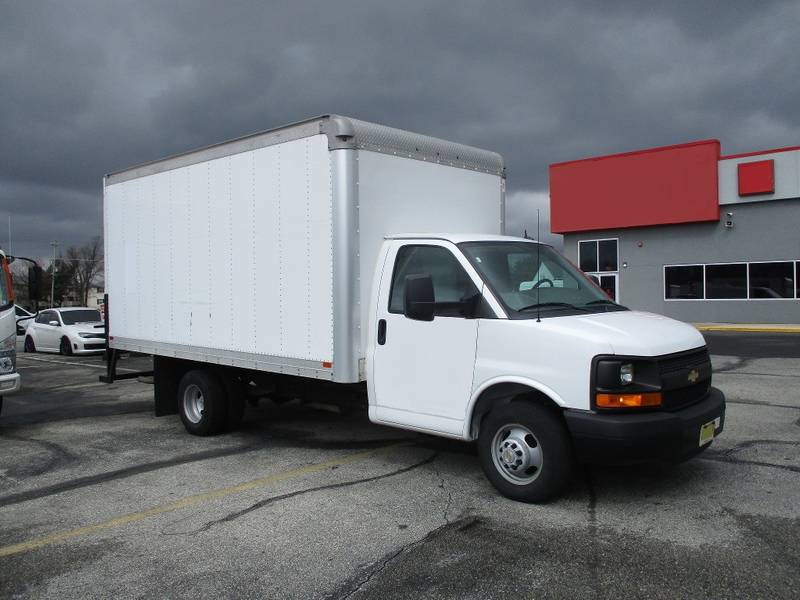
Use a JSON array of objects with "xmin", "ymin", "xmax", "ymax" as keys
[
  {"xmin": 584, "ymin": 466, "xmax": 602, "ymax": 600},
  {"xmin": 724, "ymin": 399, "xmax": 800, "ymax": 411},
  {"xmin": 0, "ymin": 433, "xmax": 78, "ymax": 479},
  {"xmin": 193, "ymin": 452, "xmax": 440, "ymax": 534},
  {"xmin": 721, "ymin": 439, "xmax": 799, "ymax": 457},
  {"xmin": 326, "ymin": 516, "xmax": 477, "ymax": 600},
  {"xmin": 700, "ymin": 454, "xmax": 800, "ymax": 474},
  {"xmin": 434, "ymin": 465, "xmax": 453, "ymax": 525},
  {"xmin": 712, "ymin": 357, "xmax": 752, "ymax": 373},
  {"xmin": 0, "ymin": 443, "xmax": 267, "ymax": 508}
]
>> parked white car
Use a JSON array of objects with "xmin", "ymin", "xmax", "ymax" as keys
[{"xmin": 24, "ymin": 307, "xmax": 106, "ymax": 355}]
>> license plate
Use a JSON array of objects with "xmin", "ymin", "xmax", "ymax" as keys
[{"xmin": 698, "ymin": 421, "xmax": 716, "ymax": 446}]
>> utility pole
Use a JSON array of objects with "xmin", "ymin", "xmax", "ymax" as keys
[{"xmin": 50, "ymin": 241, "xmax": 59, "ymax": 308}]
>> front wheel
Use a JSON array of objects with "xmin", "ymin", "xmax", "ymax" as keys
[
  {"xmin": 24, "ymin": 336, "xmax": 36, "ymax": 353},
  {"xmin": 60, "ymin": 337, "xmax": 73, "ymax": 356},
  {"xmin": 478, "ymin": 401, "xmax": 572, "ymax": 503}
]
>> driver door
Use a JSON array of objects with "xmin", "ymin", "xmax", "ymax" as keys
[
  {"xmin": 37, "ymin": 310, "xmax": 59, "ymax": 350},
  {"xmin": 370, "ymin": 241, "xmax": 485, "ymax": 436}
]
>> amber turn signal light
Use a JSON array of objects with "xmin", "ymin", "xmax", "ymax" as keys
[{"xmin": 596, "ymin": 392, "xmax": 662, "ymax": 408}]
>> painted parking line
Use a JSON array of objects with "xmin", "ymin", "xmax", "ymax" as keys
[
  {"xmin": 0, "ymin": 444, "xmax": 399, "ymax": 558},
  {"xmin": 32, "ymin": 380, "xmax": 140, "ymax": 393},
  {"xmin": 15, "ymin": 355, "xmax": 137, "ymax": 372}
]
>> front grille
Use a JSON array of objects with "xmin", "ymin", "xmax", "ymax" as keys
[
  {"xmin": 84, "ymin": 342, "xmax": 106, "ymax": 350},
  {"xmin": 658, "ymin": 347, "xmax": 710, "ymax": 376},
  {"xmin": 662, "ymin": 379, "xmax": 711, "ymax": 410},
  {"xmin": 657, "ymin": 347, "xmax": 712, "ymax": 411}
]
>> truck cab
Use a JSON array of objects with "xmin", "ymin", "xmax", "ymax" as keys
[
  {"xmin": 367, "ymin": 235, "xmax": 725, "ymax": 501},
  {"xmin": 0, "ymin": 250, "xmax": 22, "ymax": 414}
]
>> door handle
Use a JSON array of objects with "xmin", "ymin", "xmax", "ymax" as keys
[{"xmin": 377, "ymin": 319, "xmax": 387, "ymax": 345}]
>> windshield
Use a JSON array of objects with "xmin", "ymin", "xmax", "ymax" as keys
[
  {"xmin": 0, "ymin": 257, "xmax": 12, "ymax": 311},
  {"xmin": 60, "ymin": 309, "xmax": 102, "ymax": 325},
  {"xmin": 459, "ymin": 241, "xmax": 627, "ymax": 318}
]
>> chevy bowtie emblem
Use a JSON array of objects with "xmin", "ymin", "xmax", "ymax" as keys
[{"xmin": 687, "ymin": 369, "xmax": 700, "ymax": 383}]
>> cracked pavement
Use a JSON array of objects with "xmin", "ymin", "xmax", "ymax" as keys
[{"xmin": 0, "ymin": 332, "xmax": 798, "ymax": 599}]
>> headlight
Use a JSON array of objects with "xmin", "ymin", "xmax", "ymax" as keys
[
  {"xmin": 0, "ymin": 333, "xmax": 15, "ymax": 373},
  {"xmin": 594, "ymin": 357, "xmax": 661, "ymax": 410},
  {"xmin": 79, "ymin": 332, "xmax": 92, "ymax": 338},
  {"xmin": 620, "ymin": 363, "xmax": 634, "ymax": 385},
  {"xmin": 1, "ymin": 333, "xmax": 14, "ymax": 350}
]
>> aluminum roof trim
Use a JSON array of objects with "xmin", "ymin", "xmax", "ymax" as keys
[{"xmin": 105, "ymin": 115, "xmax": 505, "ymax": 185}]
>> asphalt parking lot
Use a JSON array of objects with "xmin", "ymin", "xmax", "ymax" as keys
[{"xmin": 1, "ymin": 333, "xmax": 798, "ymax": 599}]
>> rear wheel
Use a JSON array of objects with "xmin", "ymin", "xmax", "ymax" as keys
[
  {"xmin": 59, "ymin": 337, "xmax": 73, "ymax": 356},
  {"xmin": 178, "ymin": 370, "xmax": 227, "ymax": 436},
  {"xmin": 478, "ymin": 401, "xmax": 572, "ymax": 503},
  {"xmin": 24, "ymin": 336, "xmax": 36, "ymax": 353}
]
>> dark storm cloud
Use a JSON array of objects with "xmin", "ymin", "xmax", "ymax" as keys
[{"xmin": 1, "ymin": 0, "xmax": 799, "ymax": 257}]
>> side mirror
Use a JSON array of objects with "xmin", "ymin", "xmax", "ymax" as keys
[
  {"xmin": 29, "ymin": 265, "xmax": 43, "ymax": 301},
  {"xmin": 49, "ymin": 320, "xmax": 60, "ymax": 327},
  {"xmin": 403, "ymin": 274, "xmax": 435, "ymax": 321}
]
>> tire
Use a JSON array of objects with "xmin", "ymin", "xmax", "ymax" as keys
[
  {"xmin": 178, "ymin": 370, "xmax": 227, "ymax": 436},
  {"xmin": 24, "ymin": 336, "xmax": 36, "ymax": 353},
  {"xmin": 0, "ymin": 396, "xmax": 3, "ymax": 417},
  {"xmin": 60, "ymin": 337, "xmax": 73, "ymax": 356},
  {"xmin": 478, "ymin": 400, "xmax": 573, "ymax": 503},
  {"xmin": 222, "ymin": 375, "xmax": 245, "ymax": 432}
]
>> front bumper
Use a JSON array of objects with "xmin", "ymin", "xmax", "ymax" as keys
[
  {"xmin": 0, "ymin": 372, "xmax": 21, "ymax": 395},
  {"xmin": 564, "ymin": 387, "xmax": 725, "ymax": 464},
  {"xmin": 72, "ymin": 338, "xmax": 106, "ymax": 354}
]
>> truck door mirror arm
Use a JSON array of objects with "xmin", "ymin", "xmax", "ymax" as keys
[{"xmin": 403, "ymin": 274, "xmax": 435, "ymax": 321}]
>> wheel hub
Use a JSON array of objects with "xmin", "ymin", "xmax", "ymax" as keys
[
  {"xmin": 183, "ymin": 384, "xmax": 205, "ymax": 424},
  {"xmin": 491, "ymin": 424, "xmax": 543, "ymax": 485}
]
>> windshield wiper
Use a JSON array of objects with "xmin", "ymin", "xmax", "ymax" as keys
[
  {"xmin": 584, "ymin": 299, "xmax": 629, "ymax": 310},
  {"xmin": 517, "ymin": 301, "xmax": 593, "ymax": 313}
]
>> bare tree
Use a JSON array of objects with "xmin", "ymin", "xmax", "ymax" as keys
[{"xmin": 65, "ymin": 236, "xmax": 104, "ymax": 306}]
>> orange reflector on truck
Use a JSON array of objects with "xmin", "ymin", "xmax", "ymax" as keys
[
  {"xmin": 596, "ymin": 392, "xmax": 662, "ymax": 408},
  {"xmin": 322, "ymin": 361, "xmax": 332, "ymax": 369}
]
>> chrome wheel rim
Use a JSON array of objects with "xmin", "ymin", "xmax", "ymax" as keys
[
  {"xmin": 491, "ymin": 423, "xmax": 543, "ymax": 485},
  {"xmin": 183, "ymin": 384, "xmax": 205, "ymax": 424}
]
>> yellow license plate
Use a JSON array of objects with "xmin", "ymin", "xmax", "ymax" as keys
[{"xmin": 699, "ymin": 421, "xmax": 716, "ymax": 446}]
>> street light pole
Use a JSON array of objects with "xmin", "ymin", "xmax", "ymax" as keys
[{"xmin": 50, "ymin": 241, "xmax": 58, "ymax": 308}]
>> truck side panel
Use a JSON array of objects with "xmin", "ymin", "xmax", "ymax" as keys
[{"xmin": 104, "ymin": 134, "xmax": 335, "ymax": 373}]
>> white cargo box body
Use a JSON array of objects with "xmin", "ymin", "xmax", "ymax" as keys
[{"xmin": 104, "ymin": 115, "xmax": 505, "ymax": 383}]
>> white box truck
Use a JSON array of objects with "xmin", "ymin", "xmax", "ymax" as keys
[{"xmin": 103, "ymin": 115, "xmax": 725, "ymax": 501}]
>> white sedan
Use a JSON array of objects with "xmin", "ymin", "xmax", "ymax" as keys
[{"xmin": 24, "ymin": 307, "xmax": 106, "ymax": 355}]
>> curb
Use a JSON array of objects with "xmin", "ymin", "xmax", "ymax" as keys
[{"xmin": 694, "ymin": 324, "xmax": 800, "ymax": 333}]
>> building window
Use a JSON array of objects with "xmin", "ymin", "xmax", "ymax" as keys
[
  {"xmin": 579, "ymin": 241, "xmax": 598, "ymax": 272},
  {"xmin": 579, "ymin": 239, "xmax": 618, "ymax": 272},
  {"xmin": 665, "ymin": 260, "xmax": 799, "ymax": 300},
  {"xmin": 705, "ymin": 263, "xmax": 747, "ymax": 299},
  {"xmin": 665, "ymin": 265, "xmax": 704, "ymax": 299},
  {"xmin": 749, "ymin": 262, "xmax": 794, "ymax": 299},
  {"xmin": 579, "ymin": 239, "xmax": 619, "ymax": 300},
  {"xmin": 598, "ymin": 240, "xmax": 618, "ymax": 271}
]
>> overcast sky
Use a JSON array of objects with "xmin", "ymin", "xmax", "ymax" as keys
[{"xmin": 2, "ymin": 0, "xmax": 799, "ymax": 257}]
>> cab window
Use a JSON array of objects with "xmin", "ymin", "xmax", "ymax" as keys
[{"xmin": 389, "ymin": 245, "xmax": 479, "ymax": 317}]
